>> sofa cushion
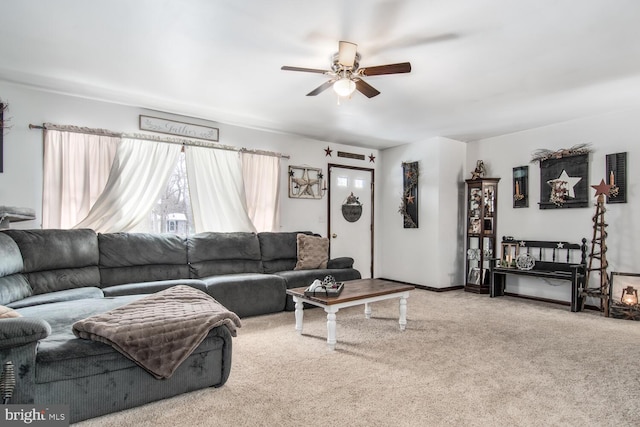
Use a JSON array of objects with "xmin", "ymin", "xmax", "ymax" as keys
[
  {"xmin": 3, "ymin": 229, "xmax": 100, "ymax": 294},
  {"xmin": 98, "ymin": 233, "xmax": 190, "ymax": 287},
  {"xmin": 102, "ymin": 279, "xmax": 207, "ymax": 297},
  {"xmin": 294, "ymin": 233, "xmax": 329, "ymax": 270},
  {"xmin": 14, "ymin": 296, "xmax": 226, "ymax": 384},
  {"xmin": 200, "ymin": 273, "xmax": 286, "ymax": 317},
  {"xmin": 0, "ymin": 233, "xmax": 33, "ymax": 305},
  {"xmin": 258, "ymin": 231, "xmax": 313, "ymax": 273},
  {"xmin": 7, "ymin": 287, "xmax": 104, "ymax": 309},
  {"xmin": 0, "ymin": 232, "xmax": 24, "ymax": 277},
  {"xmin": 188, "ymin": 232, "xmax": 262, "ymax": 277},
  {"xmin": 327, "ymin": 257, "xmax": 355, "ymax": 269}
]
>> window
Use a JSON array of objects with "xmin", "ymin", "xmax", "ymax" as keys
[
  {"xmin": 143, "ymin": 151, "xmax": 195, "ymax": 236},
  {"xmin": 43, "ymin": 127, "xmax": 280, "ymax": 234}
]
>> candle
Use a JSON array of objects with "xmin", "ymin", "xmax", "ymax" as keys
[
  {"xmin": 515, "ymin": 181, "xmax": 520, "ymax": 196},
  {"xmin": 609, "ymin": 171, "xmax": 615, "ymax": 186}
]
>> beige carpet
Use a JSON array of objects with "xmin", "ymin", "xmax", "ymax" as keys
[{"xmin": 76, "ymin": 290, "xmax": 640, "ymax": 426}]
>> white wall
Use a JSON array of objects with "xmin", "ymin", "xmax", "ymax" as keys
[
  {"xmin": 379, "ymin": 137, "xmax": 466, "ymax": 288},
  {"xmin": 0, "ymin": 81, "xmax": 380, "ymax": 243},
  {"xmin": 468, "ymin": 107, "xmax": 640, "ymax": 302}
]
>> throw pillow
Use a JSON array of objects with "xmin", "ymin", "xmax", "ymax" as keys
[
  {"xmin": 0, "ymin": 305, "xmax": 21, "ymax": 318},
  {"xmin": 294, "ymin": 234, "xmax": 329, "ymax": 270}
]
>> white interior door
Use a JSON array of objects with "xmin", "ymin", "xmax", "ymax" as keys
[{"xmin": 328, "ymin": 165, "xmax": 373, "ymax": 278}]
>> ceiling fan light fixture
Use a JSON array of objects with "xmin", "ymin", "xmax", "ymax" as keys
[{"xmin": 333, "ymin": 78, "xmax": 356, "ymax": 97}]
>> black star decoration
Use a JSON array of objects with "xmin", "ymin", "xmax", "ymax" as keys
[
  {"xmin": 324, "ymin": 146, "xmax": 333, "ymax": 157},
  {"xmin": 369, "ymin": 153, "xmax": 376, "ymax": 163}
]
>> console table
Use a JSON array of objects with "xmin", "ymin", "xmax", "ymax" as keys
[{"xmin": 490, "ymin": 238, "xmax": 587, "ymax": 312}]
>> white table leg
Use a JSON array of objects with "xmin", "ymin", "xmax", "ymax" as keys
[
  {"xmin": 398, "ymin": 293, "xmax": 409, "ymax": 331},
  {"xmin": 364, "ymin": 302, "xmax": 372, "ymax": 319},
  {"xmin": 293, "ymin": 296, "xmax": 304, "ymax": 335},
  {"xmin": 325, "ymin": 306, "xmax": 339, "ymax": 351}
]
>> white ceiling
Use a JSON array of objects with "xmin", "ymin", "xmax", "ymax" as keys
[{"xmin": 1, "ymin": 0, "xmax": 640, "ymax": 149}]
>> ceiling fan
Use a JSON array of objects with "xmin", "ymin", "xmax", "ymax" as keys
[{"xmin": 281, "ymin": 41, "xmax": 411, "ymax": 98}]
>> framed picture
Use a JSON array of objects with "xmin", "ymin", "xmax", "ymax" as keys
[
  {"xmin": 610, "ymin": 272, "xmax": 640, "ymax": 304},
  {"xmin": 539, "ymin": 153, "xmax": 589, "ymax": 209},
  {"xmin": 288, "ymin": 166, "xmax": 325, "ymax": 199},
  {"xmin": 401, "ymin": 161, "xmax": 419, "ymax": 228},
  {"xmin": 606, "ymin": 152, "xmax": 627, "ymax": 204},
  {"xmin": 513, "ymin": 166, "xmax": 528, "ymax": 208},
  {"xmin": 483, "ymin": 217, "xmax": 493, "ymax": 234},
  {"xmin": 609, "ymin": 272, "xmax": 640, "ymax": 320},
  {"xmin": 469, "ymin": 217, "xmax": 481, "ymax": 234},
  {"xmin": 468, "ymin": 267, "xmax": 481, "ymax": 285}
]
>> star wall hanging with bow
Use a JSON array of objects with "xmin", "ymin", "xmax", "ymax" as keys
[{"xmin": 533, "ymin": 147, "xmax": 591, "ymax": 209}]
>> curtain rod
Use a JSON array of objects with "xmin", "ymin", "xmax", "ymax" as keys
[{"xmin": 29, "ymin": 123, "xmax": 290, "ymax": 159}]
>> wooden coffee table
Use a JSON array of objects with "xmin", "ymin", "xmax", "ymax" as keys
[{"xmin": 286, "ymin": 278, "xmax": 415, "ymax": 350}]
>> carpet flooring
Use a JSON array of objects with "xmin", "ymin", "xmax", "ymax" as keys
[{"xmin": 76, "ymin": 289, "xmax": 640, "ymax": 426}]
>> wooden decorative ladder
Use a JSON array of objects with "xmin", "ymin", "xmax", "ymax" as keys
[{"xmin": 581, "ymin": 192, "xmax": 610, "ymax": 316}]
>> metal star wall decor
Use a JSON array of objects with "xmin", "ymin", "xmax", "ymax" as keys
[{"xmin": 288, "ymin": 166, "xmax": 325, "ymax": 199}]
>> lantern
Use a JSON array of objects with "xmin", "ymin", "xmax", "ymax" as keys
[{"xmin": 621, "ymin": 286, "xmax": 638, "ymax": 306}]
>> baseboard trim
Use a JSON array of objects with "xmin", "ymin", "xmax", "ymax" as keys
[
  {"xmin": 503, "ymin": 292, "xmax": 601, "ymax": 311},
  {"xmin": 376, "ymin": 278, "xmax": 601, "ymax": 310},
  {"xmin": 378, "ymin": 278, "xmax": 463, "ymax": 293}
]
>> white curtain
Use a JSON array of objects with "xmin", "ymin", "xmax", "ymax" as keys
[
  {"xmin": 185, "ymin": 146, "xmax": 256, "ymax": 233},
  {"xmin": 42, "ymin": 130, "xmax": 120, "ymax": 229},
  {"xmin": 74, "ymin": 138, "xmax": 182, "ymax": 232},
  {"xmin": 241, "ymin": 152, "xmax": 280, "ymax": 232}
]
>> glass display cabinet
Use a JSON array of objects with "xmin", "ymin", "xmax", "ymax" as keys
[{"xmin": 465, "ymin": 178, "xmax": 500, "ymax": 293}]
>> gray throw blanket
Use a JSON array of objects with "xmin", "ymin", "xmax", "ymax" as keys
[{"xmin": 72, "ymin": 285, "xmax": 242, "ymax": 379}]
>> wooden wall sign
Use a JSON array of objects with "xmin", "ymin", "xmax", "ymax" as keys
[
  {"xmin": 337, "ymin": 151, "xmax": 365, "ymax": 161},
  {"xmin": 139, "ymin": 115, "xmax": 219, "ymax": 142},
  {"xmin": 400, "ymin": 161, "xmax": 419, "ymax": 228},
  {"xmin": 539, "ymin": 154, "xmax": 589, "ymax": 209}
]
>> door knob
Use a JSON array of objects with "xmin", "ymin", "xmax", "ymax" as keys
[{"xmin": 332, "ymin": 233, "xmax": 337, "ymax": 238}]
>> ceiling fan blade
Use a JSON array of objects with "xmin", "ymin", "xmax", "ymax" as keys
[
  {"xmin": 306, "ymin": 80, "xmax": 336, "ymax": 96},
  {"xmin": 360, "ymin": 62, "xmax": 412, "ymax": 76},
  {"xmin": 355, "ymin": 79, "xmax": 380, "ymax": 98},
  {"xmin": 281, "ymin": 66, "xmax": 329, "ymax": 74},
  {"xmin": 338, "ymin": 41, "xmax": 358, "ymax": 67}
]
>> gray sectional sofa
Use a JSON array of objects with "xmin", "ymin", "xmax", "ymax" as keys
[{"xmin": 0, "ymin": 229, "xmax": 360, "ymax": 423}]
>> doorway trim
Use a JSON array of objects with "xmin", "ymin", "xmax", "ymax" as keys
[{"xmin": 327, "ymin": 163, "xmax": 375, "ymax": 278}]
